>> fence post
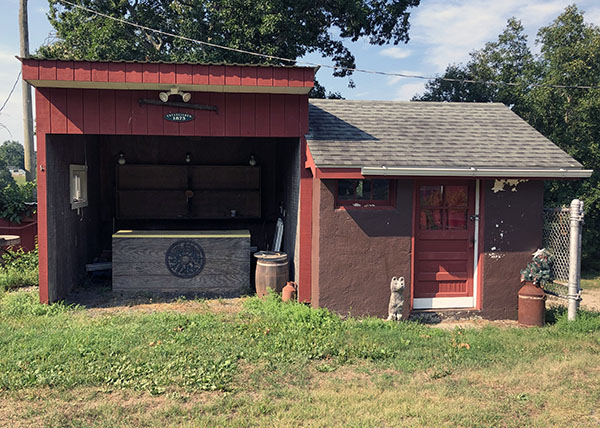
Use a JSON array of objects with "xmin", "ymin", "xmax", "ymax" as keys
[{"xmin": 568, "ymin": 199, "xmax": 584, "ymax": 321}]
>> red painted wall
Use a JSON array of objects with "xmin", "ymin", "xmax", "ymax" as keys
[{"xmin": 34, "ymin": 83, "xmax": 310, "ymax": 303}]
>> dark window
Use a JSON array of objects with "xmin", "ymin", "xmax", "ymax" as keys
[{"xmin": 337, "ymin": 179, "xmax": 392, "ymax": 206}]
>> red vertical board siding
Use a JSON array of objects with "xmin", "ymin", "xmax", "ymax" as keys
[
  {"xmin": 288, "ymin": 68, "xmax": 304, "ymax": 87},
  {"xmin": 98, "ymin": 90, "xmax": 116, "ymax": 134},
  {"xmin": 115, "ymin": 91, "xmax": 132, "ymax": 134},
  {"xmin": 209, "ymin": 65, "xmax": 225, "ymax": 86},
  {"xmin": 39, "ymin": 60, "xmax": 57, "ymax": 81},
  {"xmin": 194, "ymin": 92, "xmax": 211, "ymax": 136},
  {"xmin": 159, "ymin": 63, "xmax": 176, "ymax": 84},
  {"xmin": 272, "ymin": 68, "xmax": 289, "ymax": 87},
  {"xmin": 35, "ymin": 89, "xmax": 51, "ymax": 304},
  {"xmin": 66, "ymin": 89, "xmax": 84, "ymax": 134},
  {"xmin": 284, "ymin": 95, "xmax": 300, "ymax": 136},
  {"xmin": 240, "ymin": 94, "xmax": 256, "ymax": 137},
  {"xmin": 303, "ymin": 68, "xmax": 315, "ymax": 87},
  {"xmin": 163, "ymin": 104, "xmax": 180, "ymax": 136},
  {"xmin": 298, "ymin": 136, "xmax": 313, "ymax": 302},
  {"xmin": 108, "ymin": 62, "xmax": 126, "ymax": 83},
  {"xmin": 255, "ymin": 93, "xmax": 270, "ymax": 137},
  {"xmin": 50, "ymin": 88, "xmax": 67, "ymax": 133},
  {"xmin": 178, "ymin": 93, "xmax": 196, "ymax": 136},
  {"xmin": 225, "ymin": 93, "xmax": 241, "ymax": 136},
  {"xmin": 74, "ymin": 61, "xmax": 91, "ymax": 81},
  {"xmin": 142, "ymin": 63, "xmax": 159, "ymax": 83},
  {"xmin": 192, "ymin": 65, "xmax": 209, "ymax": 85},
  {"xmin": 257, "ymin": 67, "xmax": 273, "ymax": 87},
  {"xmin": 126, "ymin": 63, "xmax": 143, "ymax": 83},
  {"xmin": 131, "ymin": 91, "xmax": 148, "ymax": 135},
  {"xmin": 241, "ymin": 67, "xmax": 257, "ymax": 86},
  {"xmin": 270, "ymin": 94, "xmax": 285, "ymax": 136},
  {"xmin": 209, "ymin": 93, "xmax": 226, "ymax": 136},
  {"xmin": 22, "ymin": 59, "xmax": 39, "ymax": 80},
  {"xmin": 299, "ymin": 95, "xmax": 309, "ymax": 134},
  {"xmin": 92, "ymin": 62, "xmax": 109, "ymax": 82},
  {"xmin": 225, "ymin": 66, "xmax": 242, "ymax": 86},
  {"xmin": 56, "ymin": 61, "xmax": 74, "ymax": 81},
  {"xmin": 83, "ymin": 89, "xmax": 100, "ymax": 134},
  {"xmin": 176, "ymin": 64, "xmax": 193, "ymax": 84},
  {"xmin": 146, "ymin": 91, "xmax": 164, "ymax": 135}
]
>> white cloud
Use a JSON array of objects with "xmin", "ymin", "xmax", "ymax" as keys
[
  {"xmin": 393, "ymin": 81, "xmax": 426, "ymax": 101},
  {"xmin": 409, "ymin": 0, "xmax": 579, "ymax": 71},
  {"xmin": 380, "ymin": 47, "xmax": 413, "ymax": 59}
]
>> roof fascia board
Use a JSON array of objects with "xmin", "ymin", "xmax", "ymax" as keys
[
  {"xmin": 360, "ymin": 166, "xmax": 593, "ymax": 178},
  {"xmin": 24, "ymin": 79, "xmax": 311, "ymax": 95}
]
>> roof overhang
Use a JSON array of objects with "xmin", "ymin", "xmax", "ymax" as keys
[
  {"xmin": 24, "ymin": 79, "xmax": 311, "ymax": 94},
  {"xmin": 360, "ymin": 166, "xmax": 593, "ymax": 178},
  {"xmin": 21, "ymin": 58, "xmax": 314, "ymax": 95}
]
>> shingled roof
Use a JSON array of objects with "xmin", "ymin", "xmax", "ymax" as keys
[{"xmin": 307, "ymin": 100, "xmax": 590, "ymax": 177}]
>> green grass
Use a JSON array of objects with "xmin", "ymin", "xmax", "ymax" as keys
[
  {"xmin": 0, "ymin": 246, "xmax": 38, "ymax": 291},
  {"xmin": 581, "ymin": 272, "xmax": 600, "ymax": 290},
  {"xmin": 0, "ymin": 289, "xmax": 599, "ymax": 427}
]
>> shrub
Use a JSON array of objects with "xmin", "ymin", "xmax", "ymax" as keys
[
  {"xmin": 0, "ymin": 244, "xmax": 39, "ymax": 290},
  {"xmin": 0, "ymin": 181, "xmax": 36, "ymax": 223}
]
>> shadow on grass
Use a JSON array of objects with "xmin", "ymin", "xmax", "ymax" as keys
[{"xmin": 545, "ymin": 305, "xmax": 567, "ymax": 325}]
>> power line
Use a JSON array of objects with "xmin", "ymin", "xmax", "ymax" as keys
[
  {"xmin": 0, "ymin": 71, "xmax": 22, "ymax": 114},
  {"xmin": 57, "ymin": 0, "xmax": 600, "ymax": 91}
]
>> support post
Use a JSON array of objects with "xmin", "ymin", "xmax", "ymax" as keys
[
  {"xmin": 19, "ymin": 0, "xmax": 35, "ymax": 181},
  {"xmin": 568, "ymin": 199, "xmax": 584, "ymax": 321}
]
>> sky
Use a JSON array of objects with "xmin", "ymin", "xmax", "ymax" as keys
[{"xmin": 1, "ymin": 0, "xmax": 600, "ymax": 146}]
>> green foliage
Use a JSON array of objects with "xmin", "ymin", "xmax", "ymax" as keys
[
  {"xmin": 0, "ymin": 245, "xmax": 39, "ymax": 290},
  {"xmin": 40, "ymin": 0, "xmax": 420, "ymax": 84},
  {"xmin": 0, "ymin": 289, "xmax": 75, "ymax": 317},
  {"xmin": 0, "ymin": 141, "xmax": 25, "ymax": 170},
  {"xmin": 520, "ymin": 249, "xmax": 554, "ymax": 286},
  {"xmin": 415, "ymin": 6, "xmax": 600, "ymax": 270},
  {"xmin": 0, "ymin": 181, "xmax": 36, "ymax": 223}
]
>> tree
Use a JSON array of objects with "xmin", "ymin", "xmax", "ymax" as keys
[
  {"xmin": 415, "ymin": 6, "xmax": 600, "ymax": 270},
  {"xmin": 0, "ymin": 141, "xmax": 25, "ymax": 170},
  {"xmin": 40, "ymin": 0, "xmax": 420, "ymax": 86}
]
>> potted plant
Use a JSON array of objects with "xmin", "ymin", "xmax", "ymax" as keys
[{"xmin": 518, "ymin": 249, "xmax": 554, "ymax": 327}]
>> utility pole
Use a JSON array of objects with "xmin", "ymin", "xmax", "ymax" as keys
[{"xmin": 20, "ymin": 0, "xmax": 35, "ymax": 181}]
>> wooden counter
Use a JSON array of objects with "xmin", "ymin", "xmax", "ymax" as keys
[{"xmin": 112, "ymin": 230, "xmax": 250, "ymax": 295}]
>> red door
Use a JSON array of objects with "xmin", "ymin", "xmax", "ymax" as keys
[{"xmin": 414, "ymin": 181, "xmax": 475, "ymax": 301}]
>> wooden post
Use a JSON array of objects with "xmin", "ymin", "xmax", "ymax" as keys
[{"xmin": 20, "ymin": 0, "xmax": 35, "ymax": 181}]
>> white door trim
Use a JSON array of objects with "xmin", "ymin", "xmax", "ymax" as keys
[{"xmin": 472, "ymin": 179, "xmax": 480, "ymax": 309}]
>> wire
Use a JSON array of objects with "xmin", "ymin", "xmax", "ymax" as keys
[
  {"xmin": 57, "ymin": 0, "xmax": 600, "ymax": 91},
  {"xmin": 0, "ymin": 71, "xmax": 22, "ymax": 114}
]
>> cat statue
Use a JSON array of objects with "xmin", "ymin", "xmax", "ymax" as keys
[{"xmin": 387, "ymin": 276, "xmax": 405, "ymax": 321}]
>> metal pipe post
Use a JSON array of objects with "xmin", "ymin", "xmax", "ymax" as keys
[{"xmin": 568, "ymin": 199, "xmax": 584, "ymax": 321}]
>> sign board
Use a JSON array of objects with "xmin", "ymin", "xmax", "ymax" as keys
[{"xmin": 164, "ymin": 112, "xmax": 194, "ymax": 122}]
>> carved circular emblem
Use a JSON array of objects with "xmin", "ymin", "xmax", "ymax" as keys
[{"xmin": 165, "ymin": 240, "xmax": 206, "ymax": 278}]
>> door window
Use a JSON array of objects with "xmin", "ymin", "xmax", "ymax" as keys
[{"xmin": 419, "ymin": 185, "xmax": 468, "ymax": 230}]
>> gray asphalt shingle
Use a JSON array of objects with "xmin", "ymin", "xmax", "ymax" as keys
[{"xmin": 307, "ymin": 100, "xmax": 583, "ymax": 170}]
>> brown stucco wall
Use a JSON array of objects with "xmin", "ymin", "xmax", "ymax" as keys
[
  {"xmin": 314, "ymin": 179, "xmax": 413, "ymax": 317},
  {"xmin": 481, "ymin": 179, "xmax": 544, "ymax": 320}
]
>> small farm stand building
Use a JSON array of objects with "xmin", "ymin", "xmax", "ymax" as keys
[{"xmin": 22, "ymin": 58, "xmax": 591, "ymax": 320}]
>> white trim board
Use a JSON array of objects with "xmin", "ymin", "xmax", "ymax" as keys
[{"xmin": 413, "ymin": 297, "xmax": 474, "ymax": 310}]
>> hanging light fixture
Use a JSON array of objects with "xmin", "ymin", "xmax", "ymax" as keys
[
  {"xmin": 159, "ymin": 86, "xmax": 192, "ymax": 103},
  {"xmin": 117, "ymin": 152, "xmax": 126, "ymax": 165},
  {"xmin": 185, "ymin": 153, "xmax": 191, "ymax": 163},
  {"xmin": 249, "ymin": 154, "xmax": 257, "ymax": 166}
]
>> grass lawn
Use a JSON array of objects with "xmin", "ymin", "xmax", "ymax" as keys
[
  {"xmin": 581, "ymin": 272, "xmax": 600, "ymax": 290},
  {"xmin": 0, "ymin": 289, "xmax": 599, "ymax": 428}
]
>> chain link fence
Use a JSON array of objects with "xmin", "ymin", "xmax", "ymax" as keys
[{"xmin": 542, "ymin": 207, "xmax": 570, "ymax": 296}]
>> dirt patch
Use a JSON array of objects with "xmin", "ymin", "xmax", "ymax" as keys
[
  {"xmin": 547, "ymin": 287, "xmax": 600, "ymax": 312},
  {"xmin": 64, "ymin": 282, "xmax": 247, "ymax": 316}
]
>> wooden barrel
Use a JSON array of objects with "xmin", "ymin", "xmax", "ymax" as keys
[{"xmin": 254, "ymin": 251, "xmax": 288, "ymax": 297}]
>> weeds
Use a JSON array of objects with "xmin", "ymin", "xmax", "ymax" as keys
[{"xmin": 0, "ymin": 245, "xmax": 39, "ymax": 290}]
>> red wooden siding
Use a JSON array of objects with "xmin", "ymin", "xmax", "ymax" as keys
[{"xmin": 38, "ymin": 88, "xmax": 308, "ymax": 137}]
